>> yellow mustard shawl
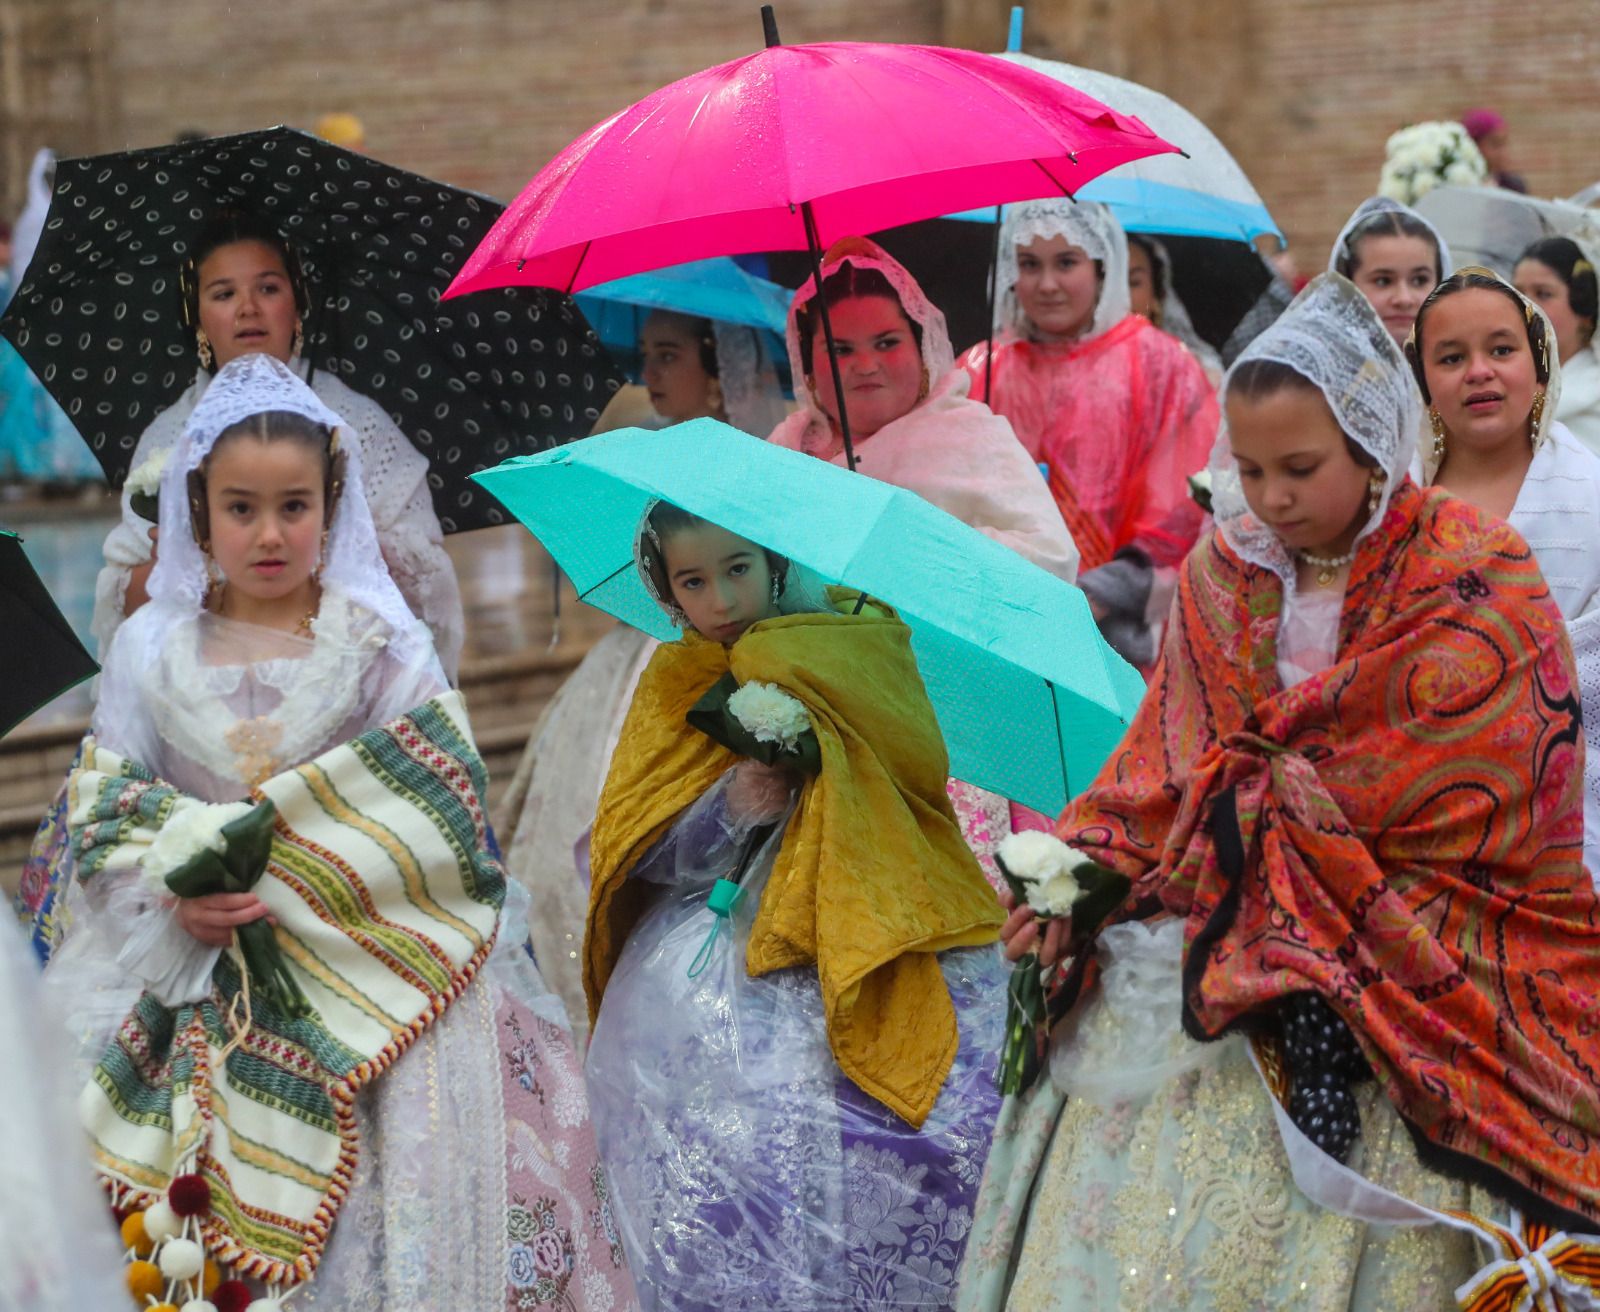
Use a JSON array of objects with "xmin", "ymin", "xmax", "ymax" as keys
[{"xmin": 587, "ymin": 597, "xmax": 1002, "ymax": 1127}]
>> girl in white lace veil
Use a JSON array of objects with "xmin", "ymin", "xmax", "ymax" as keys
[
  {"xmin": 44, "ymin": 352, "xmax": 639, "ymax": 1310},
  {"xmin": 959, "ymin": 199, "xmax": 1216, "ymax": 669},
  {"xmin": 1208, "ymin": 273, "xmax": 1419, "ymax": 589},
  {"xmin": 1327, "ymin": 196, "xmax": 1453, "ymax": 346},
  {"xmin": 1406, "ymin": 265, "xmax": 1600, "ymax": 883},
  {"xmin": 92, "ymin": 210, "xmax": 463, "ymax": 678},
  {"xmin": 768, "ymin": 236, "xmax": 1078, "ymax": 584},
  {"xmin": 1127, "ymin": 231, "xmax": 1224, "ymax": 386},
  {"xmin": 94, "ymin": 353, "xmax": 448, "ymax": 802},
  {"xmin": 994, "ymin": 198, "xmax": 1131, "ymax": 343},
  {"xmin": 639, "ymin": 309, "xmax": 788, "ymax": 436}
]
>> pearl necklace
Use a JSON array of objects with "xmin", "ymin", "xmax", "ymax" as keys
[{"xmin": 1297, "ymin": 547, "xmax": 1355, "ymax": 588}]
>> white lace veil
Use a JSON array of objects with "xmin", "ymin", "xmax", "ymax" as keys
[
  {"xmin": 785, "ymin": 237, "xmax": 955, "ymax": 411},
  {"xmin": 1208, "ymin": 273, "xmax": 1420, "ymax": 582},
  {"xmin": 996, "ymin": 199, "xmax": 1131, "ymax": 343},
  {"xmin": 149, "ymin": 354, "xmax": 425, "ymax": 645},
  {"xmin": 710, "ymin": 320, "xmax": 789, "ymax": 437},
  {"xmin": 1327, "ymin": 196, "xmax": 1455, "ymax": 279},
  {"xmin": 632, "ymin": 498, "xmax": 834, "ymax": 634},
  {"xmin": 1412, "ymin": 265, "xmax": 1565, "ymax": 480}
]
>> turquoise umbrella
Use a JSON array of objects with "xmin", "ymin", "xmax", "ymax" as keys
[{"xmin": 474, "ymin": 419, "xmax": 1145, "ymax": 816}]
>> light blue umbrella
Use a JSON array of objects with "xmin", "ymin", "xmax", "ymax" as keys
[
  {"xmin": 575, "ymin": 257, "xmax": 790, "ymax": 376},
  {"xmin": 474, "ymin": 419, "xmax": 1145, "ymax": 816}
]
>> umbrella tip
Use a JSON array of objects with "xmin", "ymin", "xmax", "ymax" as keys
[
  {"xmin": 1007, "ymin": 6, "xmax": 1024, "ymax": 51},
  {"xmin": 761, "ymin": 4, "xmax": 780, "ymax": 47}
]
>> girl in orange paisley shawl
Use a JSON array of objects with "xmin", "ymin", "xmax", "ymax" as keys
[{"xmin": 958, "ymin": 274, "xmax": 1600, "ymax": 1312}]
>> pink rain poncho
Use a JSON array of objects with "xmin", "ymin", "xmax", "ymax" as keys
[{"xmin": 959, "ymin": 203, "xmax": 1218, "ymax": 645}]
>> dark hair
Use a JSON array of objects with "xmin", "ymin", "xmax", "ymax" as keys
[
  {"xmin": 1516, "ymin": 236, "xmax": 1598, "ymax": 343},
  {"xmin": 180, "ymin": 210, "xmax": 310, "ymax": 350},
  {"xmin": 642, "ymin": 310, "xmax": 719, "ymax": 377},
  {"xmin": 638, "ymin": 500, "xmax": 788, "ymax": 615},
  {"xmin": 188, "ymin": 410, "xmax": 346, "ymax": 546},
  {"xmin": 795, "ymin": 261, "xmax": 922, "ymax": 378},
  {"xmin": 1125, "ymin": 233, "xmax": 1169, "ymax": 303},
  {"xmin": 1405, "ymin": 269, "xmax": 1553, "ymax": 405},
  {"xmin": 1225, "ymin": 358, "xmax": 1381, "ymax": 469},
  {"xmin": 1336, "ymin": 210, "xmax": 1444, "ymax": 281}
]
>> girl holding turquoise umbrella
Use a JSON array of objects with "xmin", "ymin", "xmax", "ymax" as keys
[{"xmin": 584, "ymin": 496, "xmax": 1007, "ymax": 1310}]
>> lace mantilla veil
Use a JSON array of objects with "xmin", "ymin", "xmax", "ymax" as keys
[
  {"xmin": 995, "ymin": 198, "xmax": 1132, "ymax": 343},
  {"xmin": 1327, "ymin": 195, "xmax": 1456, "ymax": 278},
  {"xmin": 1207, "ymin": 273, "xmax": 1421, "ymax": 587}
]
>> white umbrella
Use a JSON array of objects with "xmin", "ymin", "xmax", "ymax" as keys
[{"xmin": 1415, "ymin": 185, "xmax": 1600, "ymax": 278}]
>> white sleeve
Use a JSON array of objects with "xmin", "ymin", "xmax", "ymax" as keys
[
  {"xmin": 90, "ymin": 403, "xmax": 190, "ymax": 656},
  {"xmin": 1565, "ymin": 606, "xmax": 1600, "ymax": 892}
]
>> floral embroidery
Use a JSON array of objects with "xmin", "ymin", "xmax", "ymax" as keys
[
  {"xmin": 504, "ymin": 1193, "xmax": 577, "ymax": 1309},
  {"xmin": 502, "ymin": 1009, "xmax": 546, "ymax": 1103}
]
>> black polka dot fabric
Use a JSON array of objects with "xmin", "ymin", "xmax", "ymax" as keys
[
  {"xmin": 0, "ymin": 126, "xmax": 623, "ymax": 533},
  {"xmin": 1280, "ymin": 992, "xmax": 1372, "ymax": 1164}
]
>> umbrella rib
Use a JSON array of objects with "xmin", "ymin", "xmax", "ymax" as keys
[
  {"xmin": 1048, "ymin": 677, "xmax": 1070, "ymax": 802},
  {"xmin": 1033, "ymin": 159, "xmax": 1077, "ymax": 200},
  {"xmin": 575, "ymin": 557, "xmax": 634, "ymax": 603}
]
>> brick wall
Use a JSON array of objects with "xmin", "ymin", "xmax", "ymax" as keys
[{"xmin": 2, "ymin": 0, "xmax": 1594, "ymax": 290}]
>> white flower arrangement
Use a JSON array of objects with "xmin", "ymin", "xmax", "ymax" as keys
[
  {"xmin": 727, "ymin": 681, "xmax": 812, "ymax": 753},
  {"xmin": 140, "ymin": 799, "xmax": 255, "ymax": 889},
  {"xmin": 1378, "ymin": 121, "xmax": 1487, "ymax": 206},
  {"xmin": 996, "ymin": 830, "xmax": 1087, "ymax": 917},
  {"xmin": 125, "ymin": 450, "xmax": 169, "ymax": 498}
]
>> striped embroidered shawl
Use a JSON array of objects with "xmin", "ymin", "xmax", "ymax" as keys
[{"xmin": 68, "ymin": 692, "xmax": 504, "ymax": 1285}]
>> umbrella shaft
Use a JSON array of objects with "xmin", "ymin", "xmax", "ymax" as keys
[{"xmin": 800, "ymin": 201, "xmax": 858, "ymax": 472}]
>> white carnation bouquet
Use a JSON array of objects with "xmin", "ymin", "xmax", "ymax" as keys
[
  {"xmin": 727, "ymin": 681, "xmax": 813, "ymax": 755},
  {"xmin": 126, "ymin": 449, "xmax": 169, "ymax": 523},
  {"xmin": 1378, "ymin": 121, "xmax": 1487, "ymax": 206},
  {"xmin": 993, "ymin": 830, "xmax": 1130, "ymax": 1096}
]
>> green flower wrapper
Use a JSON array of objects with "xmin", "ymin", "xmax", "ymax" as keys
[
  {"xmin": 994, "ymin": 851, "xmax": 1130, "ymax": 1098},
  {"xmin": 129, "ymin": 490, "xmax": 161, "ymax": 524},
  {"xmin": 163, "ymin": 798, "xmax": 313, "ymax": 1019}
]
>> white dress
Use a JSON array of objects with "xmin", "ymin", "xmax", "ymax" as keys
[{"xmin": 92, "ymin": 359, "xmax": 464, "ymax": 678}]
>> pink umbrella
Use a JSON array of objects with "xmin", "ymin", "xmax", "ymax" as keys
[{"xmin": 448, "ymin": 7, "xmax": 1179, "ymax": 464}]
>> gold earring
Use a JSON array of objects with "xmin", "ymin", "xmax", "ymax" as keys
[
  {"xmin": 1367, "ymin": 472, "xmax": 1384, "ymax": 517},
  {"xmin": 1428, "ymin": 406, "xmax": 1447, "ymax": 462},
  {"xmin": 314, "ymin": 527, "xmax": 329, "ymax": 581},
  {"xmin": 706, "ymin": 377, "xmax": 725, "ymax": 416},
  {"xmin": 1529, "ymin": 389, "xmax": 1546, "ymax": 443},
  {"xmin": 292, "ymin": 321, "xmax": 305, "ymax": 359},
  {"xmin": 196, "ymin": 327, "xmax": 214, "ymax": 371},
  {"xmin": 917, "ymin": 366, "xmax": 930, "ymax": 402}
]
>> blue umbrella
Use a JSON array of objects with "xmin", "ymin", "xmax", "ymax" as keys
[
  {"xmin": 575, "ymin": 258, "xmax": 790, "ymax": 381},
  {"xmin": 474, "ymin": 419, "xmax": 1144, "ymax": 816}
]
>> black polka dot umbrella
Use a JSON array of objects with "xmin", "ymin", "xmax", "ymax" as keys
[{"xmin": 0, "ymin": 126, "xmax": 623, "ymax": 532}]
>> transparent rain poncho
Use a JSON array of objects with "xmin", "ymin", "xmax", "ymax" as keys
[
  {"xmin": 584, "ymin": 513, "xmax": 1009, "ymax": 1312},
  {"xmin": 959, "ymin": 199, "xmax": 1218, "ymax": 665}
]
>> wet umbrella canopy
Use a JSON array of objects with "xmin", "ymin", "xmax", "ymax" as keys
[{"xmin": 0, "ymin": 127, "xmax": 623, "ymax": 532}]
